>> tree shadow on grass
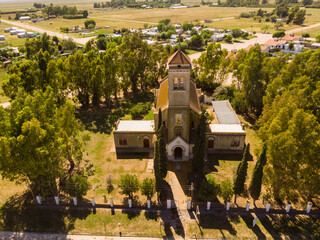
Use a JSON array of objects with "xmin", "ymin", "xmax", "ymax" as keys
[
  {"xmin": 240, "ymin": 214, "xmax": 266, "ymax": 240},
  {"xmin": 76, "ymin": 104, "xmax": 128, "ymax": 134},
  {"xmin": 259, "ymin": 215, "xmax": 320, "ymax": 239},
  {"xmin": 0, "ymin": 192, "xmax": 92, "ymax": 234},
  {"xmin": 160, "ymin": 209, "xmax": 185, "ymax": 239},
  {"xmin": 200, "ymin": 213, "xmax": 237, "ymax": 237}
]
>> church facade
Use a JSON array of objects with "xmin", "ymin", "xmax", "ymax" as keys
[{"xmin": 113, "ymin": 50, "xmax": 246, "ymax": 160}]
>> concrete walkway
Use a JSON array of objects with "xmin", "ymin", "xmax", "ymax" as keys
[
  {"xmin": 1, "ymin": 20, "xmax": 94, "ymax": 45},
  {"xmin": 0, "ymin": 232, "xmax": 163, "ymax": 240}
]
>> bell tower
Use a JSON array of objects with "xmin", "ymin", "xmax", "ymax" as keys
[{"xmin": 167, "ymin": 50, "xmax": 192, "ymax": 107}]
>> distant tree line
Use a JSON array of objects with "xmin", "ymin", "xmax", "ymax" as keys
[
  {"xmin": 93, "ymin": 0, "xmax": 181, "ymax": 8},
  {"xmin": 33, "ymin": 2, "xmax": 46, "ymax": 8}
]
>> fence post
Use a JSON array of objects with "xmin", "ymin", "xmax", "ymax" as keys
[
  {"xmin": 91, "ymin": 197, "xmax": 95, "ymax": 207},
  {"xmin": 36, "ymin": 196, "xmax": 41, "ymax": 205},
  {"xmin": 207, "ymin": 201, "xmax": 211, "ymax": 211},
  {"xmin": 226, "ymin": 202, "xmax": 230, "ymax": 211},
  {"xmin": 187, "ymin": 197, "xmax": 191, "ymax": 210},
  {"xmin": 246, "ymin": 201, "xmax": 250, "ymax": 212},
  {"xmin": 286, "ymin": 203, "xmax": 291, "ymax": 213},
  {"xmin": 147, "ymin": 199, "xmax": 151, "ymax": 209},
  {"xmin": 73, "ymin": 197, "xmax": 77, "ymax": 206},
  {"xmin": 167, "ymin": 199, "xmax": 171, "ymax": 209},
  {"xmin": 266, "ymin": 203, "xmax": 271, "ymax": 212},
  {"xmin": 54, "ymin": 196, "xmax": 59, "ymax": 205},
  {"xmin": 306, "ymin": 202, "xmax": 312, "ymax": 214},
  {"xmin": 128, "ymin": 198, "xmax": 132, "ymax": 208},
  {"xmin": 109, "ymin": 197, "xmax": 114, "ymax": 208}
]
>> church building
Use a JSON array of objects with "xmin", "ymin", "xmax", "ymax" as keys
[{"xmin": 113, "ymin": 50, "xmax": 246, "ymax": 161}]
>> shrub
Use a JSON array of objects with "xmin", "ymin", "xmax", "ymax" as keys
[
  {"xmin": 84, "ymin": 19, "xmax": 96, "ymax": 29},
  {"xmin": 302, "ymin": 33, "xmax": 310, "ymax": 38},
  {"xmin": 316, "ymin": 35, "xmax": 320, "ymax": 43},
  {"xmin": 219, "ymin": 179, "xmax": 234, "ymax": 202},
  {"xmin": 141, "ymin": 178, "xmax": 155, "ymax": 199},
  {"xmin": 106, "ymin": 175, "xmax": 114, "ymax": 193},
  {"xmin": 198, "ymin": 177, "xmax": 220, "ymax": 201},
  {"xmin": 130, "ymin": 102, "xmax": 151, "ymax": 119},
  {"xmin": 241, "ymin": 32, "xmax": 249, "ymax": 39},
  {"xmin": 60, "ymin": 27, "xmax": 69, "ymax": 33},
  {"xmin": 272, "ymin": 31, "xmax": 285, "ymax": 38},
  {"xmin": 240, "ymin": 12, "xmax": 251, "ymax": 18},
  {"xmin": 65, "ymin": 175, "xmax": 91, "ymax": 198}
]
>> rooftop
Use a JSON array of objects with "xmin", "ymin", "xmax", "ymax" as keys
[
  {"xmin": 264, "ymin": 39, "xmax": 287, "ymax": 46},
  {"xmin": 115, "ymin": 120, "xmax": 155, "ymax": 132},
  {"xmin": 167, "ymin": 50, "xmax": 192, "ymax": 66},
  {"xmin": 212, "ymin": 100, "xmax": 240, "ymax": 124},
  {"xmin": 209, "ymin": 124, "xmax": 245, "ymax": 133}
]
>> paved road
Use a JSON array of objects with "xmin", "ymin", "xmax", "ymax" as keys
[{"xmin": 1, "ymin": 20, "xmax": 94, "ymax": 45}]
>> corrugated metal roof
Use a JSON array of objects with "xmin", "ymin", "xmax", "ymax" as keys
[
  {"xmin": 115, "ymin": 120, "xmax": 155, "ymax": 132},
  {"xmin": 212, "ymin": 100, "xmax": 240, "ymax": 124},
  {"xmin": 209, "ymin": 124, "xmax": 245, "ymax": 133}
]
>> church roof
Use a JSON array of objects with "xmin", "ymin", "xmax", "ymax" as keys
[
  {"xmin": 167, "ymin": 50, "xmax": 192, "ymax": 65},
  {"xmin": 115, "ymin": 120, "xmax": 155, "ymax": 132},
  {"xmin": 212, "ymin": 100, "xmax": 240, "ymax": 124}
]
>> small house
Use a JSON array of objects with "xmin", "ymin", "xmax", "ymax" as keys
[{"xmin": 0, "ymin": 35, "xmax": 5, "ymax": 41}]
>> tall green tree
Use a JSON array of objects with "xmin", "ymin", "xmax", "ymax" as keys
[
  {"xmin": 194, "ymin": 43, "xmax": 228, "ymax": 92},
  {"xmin": 141, "ymin": 178, "xmax": 156, "ymax": 199},
  {"xmin": 233, "ymin": 143, "xmax": 250, "ymax": 204},
  {"xmin": 0, "ymin": 88, "xmax": 89, "ymax": 199},
  {"xmin": 119, "ymin": 174, "xmax": 140, "ymax": 199},
  {"xmin": 153, "ymin": 141, "xmax": 162, "ymax": 193},
  {"xmin": 249, "ymin": 144, "xmax": 267, "ymax": 206},
  {"xmin": 192, "ymin": 110, "xmax": 207, "ymax": 178},
  {"xmin": 158, "ymin": 125, "xmax": 167, "ymax": 179},
  {"xmin": 91, "ymin": 64, "xmax": 104, "ymax": 106},
  {"xmin": 158, "ymin": 108, "xmax": 162, "ymax": 132}
]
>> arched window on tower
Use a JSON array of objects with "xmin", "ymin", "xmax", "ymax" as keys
[
  {"xmin": 173, "ymin": 77, "xmax": 179, "ymax": 90},
  {"xmin": 179, "ymin": 77, "xmax": 185, "ymax": 90}
]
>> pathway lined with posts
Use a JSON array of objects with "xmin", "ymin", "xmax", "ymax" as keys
[{"xmin": 34, "ymin": 194, "xmax": 319, "ymax": 217}]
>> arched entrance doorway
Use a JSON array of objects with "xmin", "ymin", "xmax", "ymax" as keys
[
  {"xmin": 174, "ymin": 147, "xmax": 183, "ymax": 160},
  {"xmin": 143, "ymin": 138, "xmax": 150, "ymax": 148}
]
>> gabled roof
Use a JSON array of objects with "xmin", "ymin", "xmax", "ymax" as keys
[
  {"xmin": 212, "ymin": 100, "xmax": 240, "ymax": 124},
  {"xmin": 264, "ymin": 39, "xmax": 286, "ymax": 47},
  {"xmin": 282, "ymin": 34, "xmax": 302, "ymax": 41},
  {"xmin": 167, "ymin": 50, "xmax": 192, "ymax": 65},
  {"xmin": 115, "ymin": 120, "xmax": 155, "ymax": 132}
]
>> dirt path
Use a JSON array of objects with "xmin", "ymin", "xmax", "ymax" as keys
[
  {"xmin": 1, "ymin": 20, "xmax": 94, "ymax": 45},
  {"xmin": 287, "ymin": 22, "xmax": 320, "ymax": 35}
]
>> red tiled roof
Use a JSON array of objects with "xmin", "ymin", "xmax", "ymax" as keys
[
  {"xmin": 265, "ymin": 39, "xmax": 287, "ymax": 46},
  {"xmin": 168, "ymin": 50, "xmax": 192, "ymax": 65},
  {"xmin": 282, "ymin": 34, "xmax": 302, "ymax": 41}
]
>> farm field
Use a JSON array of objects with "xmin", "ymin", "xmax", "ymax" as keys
[{"xmin": 2, "ymin": 6, "xmax": 320, "ymax": 39}]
